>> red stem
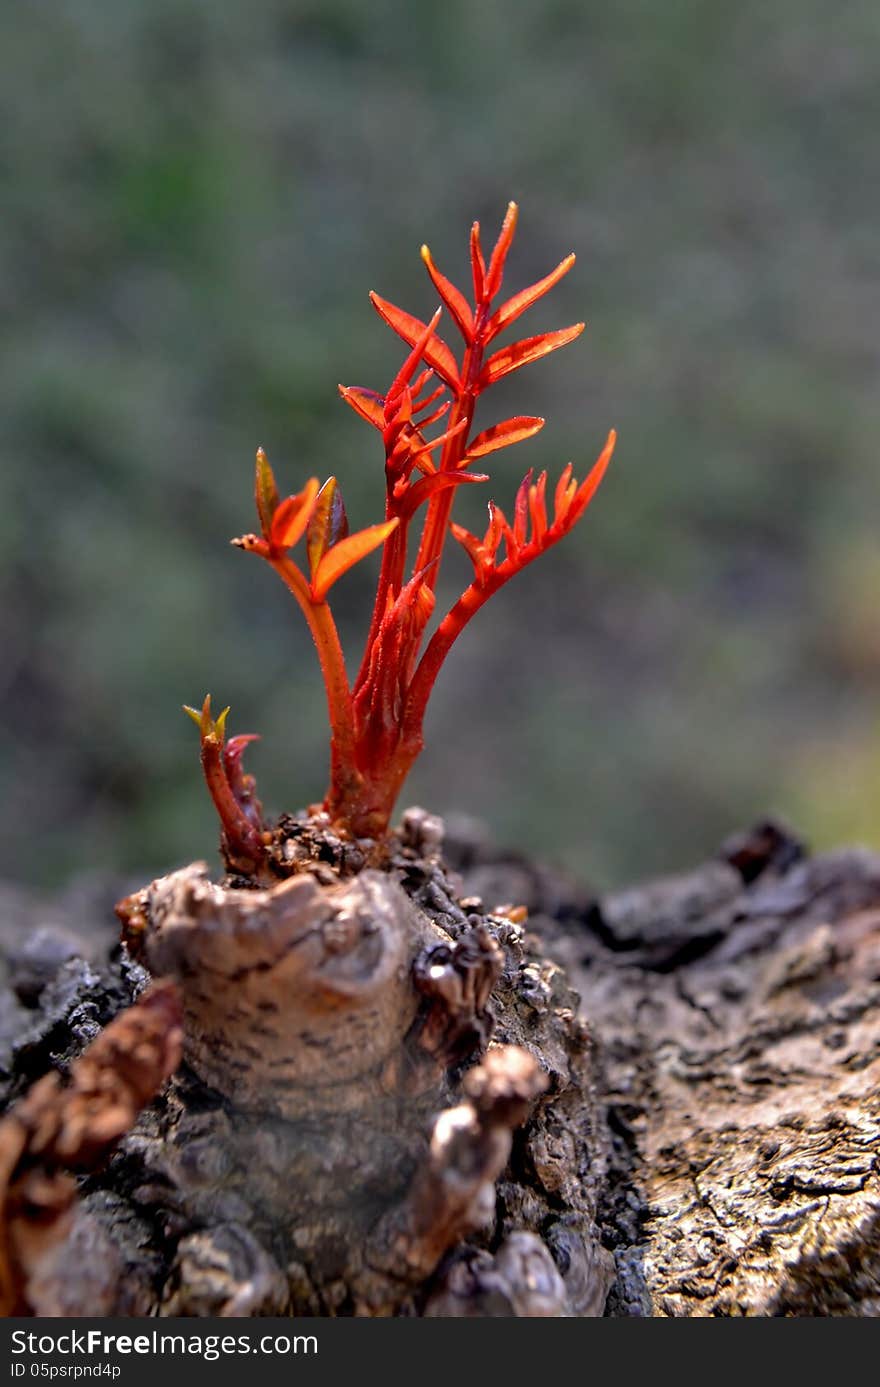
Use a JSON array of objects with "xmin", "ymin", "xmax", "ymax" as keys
[
  {"xmin": 267, "ymin": 553, "xmax": 362, "ymax": 801},
  {"xmin": 200, "ymin": 735, "xmax": 267, "ymax": 868},
  {"xmin": 342, "ymin": 306, "xmax": 494, "ymax": 831},
  {"xmin": 353, "ymin": 504, "xmax": 410, "ymax": 697},
  {"xmin": 412, "ymin": 306, "xmax": 489, "ymax": 589},
  {"xmin": 402, "ymin": 568, "xmax": 505, "ymax": 751}
]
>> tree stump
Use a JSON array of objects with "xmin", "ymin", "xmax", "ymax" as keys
[{"xmin": 0, "ymin": 814, "xmax": 877, "ymax": 1316}]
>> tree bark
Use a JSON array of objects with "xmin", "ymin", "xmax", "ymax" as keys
[
  {"xmin": 449, "ymin": 817, "xmax": 880, "ymax": 1315},
  {"xmin": 0, "ymin": 814, "xmax": 877, "ymax": 1316}
]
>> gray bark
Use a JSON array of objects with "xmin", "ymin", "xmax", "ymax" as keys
[{"xmin": 451, "ymin": 818, "xmax": 880, "ymax": 1315}]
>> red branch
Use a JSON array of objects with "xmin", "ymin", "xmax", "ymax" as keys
[{"xmin": 189, "ymin": 204, "xmax": 616, "ymax": 853}]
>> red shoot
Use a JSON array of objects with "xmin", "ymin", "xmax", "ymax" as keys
[
  {"xmin": 183, "ymin": 696, "xmax": 266, "ymax": 873},
  {"xmin": 187, "ymin": 204, "xmax": 616, "ymax": 863}
]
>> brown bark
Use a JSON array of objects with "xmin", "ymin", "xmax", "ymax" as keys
[
  {"xmin": 0, "ymin": 813, "xmax": 877, "ymax": 1316},
  {"xmin": 107, "ymin": 811, "xmax": 610, "ymax": 1317},
  {"xmin": 452, "ymin": 819, "xmax": 880, "ymax": 1315},
  {"xmin": 0, "ymin": 981, "xmax": 182, "ymax": 1315}
]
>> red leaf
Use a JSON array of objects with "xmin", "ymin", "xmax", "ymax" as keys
[
  {"xmin": 528, "ymin": 471, "xmax": 548, "ymax": 544},
  {"xmin": 223, "ymin": 733, "xmax": 263, "ymax": 829},
  {"xmin": 270, "ymin": 477, "xmax": 320, "ymax": 551},
  {"xmin": 410, "ymin": 416, "xmax": 468, "ymax": 462},
  {"xmin": 450, "ymin": 522, "xmax": 491, "ymax": 584},
  {"xmin": 450, "ymin": 521, "xmax": 482, "ymax": 562},
  {"xmin": 224, "ymin": 732, "xmax": 260, "ymax": 762},
  {"xmin": 470, "ymin": 221, "xmax": 486, "ymax": 304},
  {"xmin": 421, "ymin": 245, "xmax": 474, "ymax": 341},
  {"xmin": 466, "ymin": 415, "xmax": 545, "ymax": 460},
  {"xmin": 484, "ymin": 500, "xmax": 514, "ymax": 558},
  {"xmin": 307, "ymin": 476, "xmax": 349, "ymax": 579},
  {"xmin": 413, "ymin": 382, "xmax": 445, "ymax": 416},
  {"xmin": 311, "ymin": 519, "xmax": 399, "ymax": 602},
  {"xmin": 386, "ymin": 308, "xmax": 444, "ymax": 406},
  {"xmin": 483, "ymin": 201, "xmax": 519, "ymax": 302},
  {"xmin": 338, "ymin": 385, "xmax": 385, "ymax": 430},
  {"xmin": 553, "ymin": 463, "xmax": 575, "ymax": 520},
  {"xmin": 369, "ymin": 294, "xmax": 461, "ymax": 391},
  {"xmin": 399, "ymin": 469, "xmax": 488, "ymax": 520},
  {"xmin": 414, "ymin": 399, "xmax": 449, "ymax": 431},
  {"xmin": 254, "ymin": 448, "xmax": 279, "ymax": 539},
  {"xmin": 412, "ymin": 369, "xmax": 433, "ymax": 396},
  {"xmin": 566, "ymin": 429, "xmax": 616, "ymax": 526},
  {"xmin": 481, "ymin": 324, "xmax": 585, "ymax": 386},
  {"xmin": 513, "ymin": 470, "xmax": 533, "ymax": 547},
  {"xmin": 386, "ymin": 384, "xmax": 413, "ymax": 428},
  {"xmin": 486, "ymin": 254, "xmax": 576, "ymax": 341}
]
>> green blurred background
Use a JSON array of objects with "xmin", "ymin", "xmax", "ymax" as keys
[{"xmin": 2, "ymin": 0, "xmax": 879, "ymax": 891}]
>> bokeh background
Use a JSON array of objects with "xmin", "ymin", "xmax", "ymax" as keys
[{"xmin": 2, "ymin": 0, "xmax": 879, "ymax": 891}]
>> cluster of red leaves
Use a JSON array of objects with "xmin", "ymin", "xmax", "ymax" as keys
[{"xmin": 189, "ymin": 204, "xmax": 616, "ymax": 865}]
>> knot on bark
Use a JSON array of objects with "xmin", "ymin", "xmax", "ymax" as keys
[
  {"xmin": 129, "ymin": 863, "xmax": 433, "ymax": 1116},
  {"xmin": 463, "ymin": 1043, "xmax": 549, "ymax": 1127},
  {"xmin": 412, "ymin": 924, "xmax": 503, "ymax": 1067},
  {"xmin": 365, "ymin": 1044, "xmax": 548, "ymax": 1293}
]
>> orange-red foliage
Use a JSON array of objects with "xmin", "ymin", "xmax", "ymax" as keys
[{"xmin": 189, "ymin": 205, "xmax": 616, "ymax": 857}]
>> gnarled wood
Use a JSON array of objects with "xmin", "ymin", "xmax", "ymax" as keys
[{"xmin": 2, "ymin": 814, "xmax": 877, "ymax": 1315}]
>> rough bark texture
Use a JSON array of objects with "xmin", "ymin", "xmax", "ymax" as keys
[
  {"xmin": 447, "ymin": 816, "xmax": 880, "ymax": 1316},
  {"xmin": 0, "ymin": 981, "xmax": 182, "ymax": 1315},
  {"xmin": 0, "ymin": 813, "xmax": 877, "ymax": 1316}
]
